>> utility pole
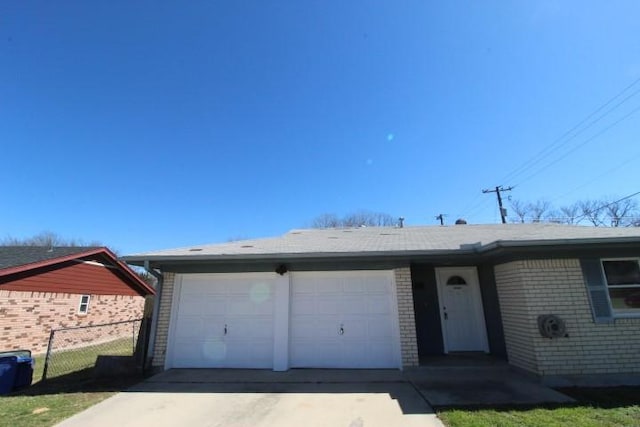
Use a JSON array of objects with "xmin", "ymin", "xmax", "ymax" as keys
[
  {"xmin": 482, "ymin": 186, "xmax": 514, "ymax": 224},
  {"xmin": 435, "ymin": 214, "xmax": 446, "ymax": 226}
]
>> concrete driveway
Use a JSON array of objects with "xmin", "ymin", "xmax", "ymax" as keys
[{"xmin": 56, "ymin": 370, "xmax": 443, "ymax": 427}]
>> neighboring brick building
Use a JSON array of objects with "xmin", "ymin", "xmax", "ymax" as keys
[
  {"xmin": 125, "ymin": 224, "xmax": 640, "ymax": 386},
  {"xmin": 0, "ymin": 246, "xmax": 155, "ymax": 354}
]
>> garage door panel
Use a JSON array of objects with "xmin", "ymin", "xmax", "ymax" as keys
[
  {"xmin": 226, "ymin": 341, "xmax": 273, "ymax": 368},
  {"xmin": 293, "ymin": 319, "xmax": 339, "ymax": 339},
  {"xmin": 317, "ymin": 297, "xmax": 343, "ymax": 315},
  {"xmin": 290, "ymin": 271, "xmax": 399, "ymax": 369},
  {"xmin": 230, "ymin": 316, "xmax": 273, "ymax": 338},
  {"xmin": 368, "ymin": 317, "xmax": 393, "ymax": 338},
  {"xmin": 368, "ymin": 295, "xmax": 392, "ymax": 314},
  {"xmin": 366, "ymin": 278, "xmax": 389, "ymax": 293},
  {"xmin": 290, "ymin": 344, "xmax": 317, "ymax": 367},
  {"xmin": 290, "ymin": 318, "xmax": 315, "ymax": 338},
  {"xmin": 343, "ymin": 342, "xmax": 368, "ymax": 365},
  {"xmin": 342, "ymin": 296, "xmax": 368, "ymax": 314},
  {"xmin": 343, "ymin": 278, "xmax": 365, "ymax": 293},
  {"xmin": 291, "ymin": 297, "xmax": 314, "ymax": 315},
  {"xmin": 170, "ymin": 274, "xmax": 276, "ymax": 369},
  {"xmin": 174, "ymin": 316, "xmax": 205, "ymax": 338},
  {"xmin": 179, "ymin": 295, "xmax": 207, "ymax": 314},
  {"xmin": 342, "ymin": 318, "xmax": 367, "ymax": 337}
]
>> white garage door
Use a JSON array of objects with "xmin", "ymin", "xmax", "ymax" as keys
[
  {"xmin": 290, "ymin": 271, "xmax": 400, "ymax": 368},
  {"xmin": 168, "ymin": 273, "xmax": 276, "ymax": 368}
]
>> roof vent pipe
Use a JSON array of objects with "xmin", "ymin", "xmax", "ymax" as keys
[
  {"xmin": 398, "ymin": 217, "xmax": 405, "ymax": 228},
  {"xmin": 455, "ymin": 219, "xmax": 468, "ymax": 225}
]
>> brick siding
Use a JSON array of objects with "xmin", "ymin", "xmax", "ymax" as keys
[
  {"xmin": 494, "ymin": 259, "xmax": 640, "ymax": 377},
  {"xmin": 151, "ymin": 272, "xmax": 175, "ymax": 368},
  {"xmin": 0, "ymin": 290, "xmax": 145, "ymax": 354},
  {"xmin": 394, "ymin": 267, "xmax": 419, "ymax": 368}
]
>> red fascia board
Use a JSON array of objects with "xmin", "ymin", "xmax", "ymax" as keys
[
  {"xmin": 84, "ymin": 247, "xmax": 155, "ymax": 296},
  {"xmin": 0, "ymin": 247, "xmax": 155, "ymax": 296},
  {"xmin": 0, "ymin": 247, "xmax": 108, "ymax": 276}
]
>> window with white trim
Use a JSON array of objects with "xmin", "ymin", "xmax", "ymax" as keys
[
  {"xmin": 601, "ymin": 259, "xmax": 640, "ymax": 316},
  {"xmin": 78, "ymin": 295, "xmax": 91, "ymax": 314}
]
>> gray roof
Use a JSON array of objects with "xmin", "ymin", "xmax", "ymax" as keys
[
  {"xmin": 123, "ymin": 224, "xmax": 640, "ymax": 262},
  {"xmin": 0, "ymin": 246, "xmax": 101, "ymax": 270}
]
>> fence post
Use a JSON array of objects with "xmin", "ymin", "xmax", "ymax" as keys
[{"xmin": 42, "ymin": 329, "xmax": 56, "ymax": 381}]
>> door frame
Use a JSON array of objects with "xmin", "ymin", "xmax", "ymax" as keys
[{"xmin": 435, "ymin": 266, "xmax": 489, "ymax": 354}]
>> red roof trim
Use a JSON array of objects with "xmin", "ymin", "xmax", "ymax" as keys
[{"xmin": 0, "ymin": 247, "xmax": 155, "ymax": 296}]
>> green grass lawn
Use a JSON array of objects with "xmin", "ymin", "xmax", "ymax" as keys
[
  {"xmin": 0, "ymin": 338, "xmax": 141, "ymax": 427},
  {"xmin": 0, "ymin": 390, "xmax": 118, "ymax": 427},
  {"xmin": 41, "ymin": 337, "xmax": 135, "ymax": 380},
  {"xmin": 438, "ymin": 387, "xmax": 640, "ymax": 427}
]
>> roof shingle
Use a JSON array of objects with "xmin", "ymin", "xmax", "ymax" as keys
[
  {"xmin": 0, "ymin": 246, "xmax": 102, "ymax": 270},
  {"xmin": 124, "ymin": 223, "xmax": 640, "ymax": 261}
]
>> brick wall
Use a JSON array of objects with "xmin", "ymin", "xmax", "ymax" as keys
[
  {"xmin": 151, "ymin": 272, "xmax": 175, "ymax": 368},
  {"xmin": 394, "ymin": 267, "xmax": 419, "ymax": 368},
  {"xmin": 0, "ymin": 290, "xmax": 145, "ymax": 354},
  {"xmin": 495, "ymin": 259, "xmax": 640, "ymax": 377}
]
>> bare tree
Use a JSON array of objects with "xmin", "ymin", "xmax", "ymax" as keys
[
  {"xmin": 311, "ymin": 211, "xmax": 397, "ymax": 228},
  {"xmin": 603, "ymin": 197, "xmax": 638, "ymax": 227},
  {"xmin": 502, "ymin": 196, "xmax": 638, "ymax": 227},
  {"xmin": 559, "ymin": 203, "xmax": 581, "ymax": 224},
  {"xmin": 544, "ymin": 209, "xmax": 563, "ymax": 224},
  {"xmin": 509, "ymin": 200, "xmax": 528, "ymax": 223},
  {"xmin": 528, "ymin": 200, "xmax": 551, "ymax": 223},
  {"xmin": 311, "ymin": 213, "xmax": 341, "ymax": 228},
  {"xmin": 1, "ymin": 231, "xmax": 102, "ymax": 247},
  {"xmin": 579, "ymin": 199, "xmax": 606, "ymax": 227}
]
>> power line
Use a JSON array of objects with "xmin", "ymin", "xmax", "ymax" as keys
[
  {"xmin": 500, "ymin": 76, "xmax": 640, "ymax": 185},
  {"xmin": 549, "ymin": 151, "xmax": 640, "ymax": 204},
  {"xmin": 457, "ymin": 76, "xmax": 640, "ymax": 222},
  {"xmin": 514, "ymin": 104, "xmax": 640, "ymax": 187}
]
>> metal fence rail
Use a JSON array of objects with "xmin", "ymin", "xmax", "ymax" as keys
[{"xmin": 42, "ymin": 318, "xmax": 142, "ymax": 381}]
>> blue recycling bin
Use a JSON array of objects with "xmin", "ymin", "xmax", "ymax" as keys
[
  {"xmin": 0, "ymin": 350, "xmax": 33, "ymax": 393},
  {"xmin": 13, "ymin": 350, "xmax": 34, "ymax": 389},
  {"xmin": 0, "ymin": 356, "xmax": 18, "ymax": 395}
]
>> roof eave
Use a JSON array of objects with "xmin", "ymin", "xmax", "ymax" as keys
[
  {"xmin": 480, "ymin": 236, "xmax": 640, "ymax": 252},
  {"xmin": 122, "ymin": 248, "xmax": 480, "ymax": 266}
]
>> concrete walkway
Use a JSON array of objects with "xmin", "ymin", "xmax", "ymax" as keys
[
  {"xmin": 407, "ymin": 365, "xmax": 574, "ymax": 407},
  {"xmin": 56, "ymin": 367, "xmax": 572, "ymax": 427}
]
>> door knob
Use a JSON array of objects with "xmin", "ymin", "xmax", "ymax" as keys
[
  {"xmin": 444, "ymin": 312, "xmax": 448, "ymax": 320},
  {"xmin": 339, "ymin": 324, "xmax": 344, "ymax": 335},
  {"xmin": 224, "ymin": 324, "xmax": 228, "ymax": 335}
]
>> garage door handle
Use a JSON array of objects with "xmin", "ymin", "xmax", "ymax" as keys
[{"xmin": 224, "ymin": 324, "xmax": 228, "ymax": 335}]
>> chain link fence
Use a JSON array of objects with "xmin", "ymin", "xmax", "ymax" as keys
[{"xmin": 42, "ymin": 318, "xmax": 144, "ymax": 381}]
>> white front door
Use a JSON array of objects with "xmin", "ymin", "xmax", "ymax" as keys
[
  {"xmin": 435, "ymin": 267, "xmax": 489, "ymax": 353},
  {"xmin": 290, "ymin": 271, "xmax": 401, "ymax": 368},
  {"xmin": 168, "ymin": 273, "xmax": 276, "ymax": 368}
]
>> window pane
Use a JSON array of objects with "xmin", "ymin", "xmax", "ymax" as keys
[
  {"xmin": 603, "ymin": 260, "xmax": 640, "ymax": 286},
  {"xmin": 446, "ymin": 276, "xmax": 467, "ymax": 285},
  {"xmin": 609, "ymin": 288, "xmax": 640, "ymax": 311}
]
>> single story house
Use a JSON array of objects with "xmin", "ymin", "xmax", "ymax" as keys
[
  {"xmin": 0, "ymin": 246, "xmax": 155, "ymax": 354},
  {"xmin": 124, "ymin": 224, "xmax": 640, "ymax": 385}
]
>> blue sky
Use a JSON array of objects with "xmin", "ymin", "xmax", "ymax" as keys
[{"xmin": 1, "ymin": 1, "xmax": 639, "ymax": 254}]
